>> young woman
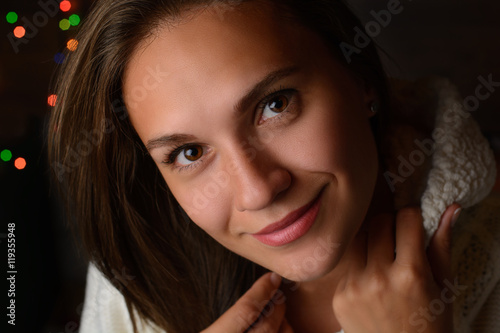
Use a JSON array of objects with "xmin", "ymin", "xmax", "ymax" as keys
[{"xmin": 48, "ymin": 0, "xmax": 499, "ymax": 332}]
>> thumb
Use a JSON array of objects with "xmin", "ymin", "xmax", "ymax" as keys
[
  {"xmin": 202, "ymin": 272, "xmax": 286, "ymax": 333},
  {"xmin": 427, "ymin": 203, "xmax": 461, "ymax": 286}
]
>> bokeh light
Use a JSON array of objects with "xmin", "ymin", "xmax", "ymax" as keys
[
  {"xmin": 59, "ymin": 19, "xmax": 70, "ymax": 31},
  {"xmin": 14, "ymin": 157, "xmax": 26, "ymax": 170},
  {"xmin": 66, "ymin": 39, "xmax": 78, "ymax": 51},
  {"xmin": 6, "ymin": 12, "xmax": 18, "ymax": 24},
  {"xmin": 68, "ymin": 14, "xmax": 80, "ymax": 26},
  {"xmin": 13, "ymin": 26, "xmax": 25, "ymax": 38},
  {"xmin": 48, "ymin": 94, "xmax": 57, "ymax": 107},
  {"xmin": 1, "ymin": 149, "xmax": 12, "ymax": 162},
  {"xmin": 60, "ymin": 0, "xmax": 72, "ymax": 12},
  {"xmin": 54, "ymin": 53, "xmax": 65, "ymax": 64}
]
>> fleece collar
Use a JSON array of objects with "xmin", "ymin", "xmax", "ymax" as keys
[{"xmin": 382, "ymin": 77, "xmax": 496, "ymax": 238}]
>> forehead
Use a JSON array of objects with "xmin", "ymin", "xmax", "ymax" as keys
[{"xmin": 123, "ymin": 1, "xmax": 320, "ymax": 140}]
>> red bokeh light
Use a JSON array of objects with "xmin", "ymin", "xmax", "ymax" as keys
[
  {"xmin": 60, "ymin": 0, "xmax": 72, "ymax": 12},
  {"xmin": 13, "ymin": 26, "xmax": 25, "ymax": 38},
  {"xmin": 14, "ymin": 157, "xmax": 26, "ymax": 170},
  {"xmin": 48, "ymin": 94, "xmax": 57, "ymax": 107}
]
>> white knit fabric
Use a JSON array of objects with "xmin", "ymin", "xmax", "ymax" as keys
[
  {"xmin": 78, "ymin": 78, "xmax": 499, "ymax": 332},
  {"xmin": 418, "ymin": 79, "xmax": 497, "ymax": 238},
  {"xmin": 452, "ymin": 194, "xmax": 500, "ymax": 333},
  {"xmin": 80, "ymin": 264, "xmax": 162, "ymax": 333}
]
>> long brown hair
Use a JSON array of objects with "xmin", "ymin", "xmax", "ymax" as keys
[{"xmin": 48, "ymin": 0, "xmax": 388, "ymax": 332}]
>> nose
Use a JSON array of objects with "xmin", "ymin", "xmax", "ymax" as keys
[{"xmin": 226, "ymin": 146, "xmax": 291, "ymax": 212}]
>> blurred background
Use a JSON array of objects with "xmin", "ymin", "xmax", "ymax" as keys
[{"xmin": 0, "ymin": 0, "xmax": 499, "ymax": 332}]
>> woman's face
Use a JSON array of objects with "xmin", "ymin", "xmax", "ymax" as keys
[{"xmin": 124, "ymin": 1, "xmax": 378, "ymax": 281}]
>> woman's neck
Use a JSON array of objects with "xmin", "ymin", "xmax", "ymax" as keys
[
  {"xmin": 283, "ymin": 163, "xmax": 395, "ymax": 332},
  {"xmin": 283, "ymin": 266, "xmax": 344, "ymax": 332}
]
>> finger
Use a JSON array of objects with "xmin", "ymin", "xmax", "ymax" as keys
[
  {"xmin": 245, "ymin": 298, "xmax": 287, "ymax": 333},
  {"xmin": 213, "ymin": 272, "xmax": 283, "ymax": 332},
  {"xmin": 367, "ymin": 213, "xmax": 395, "ymax": 266},
  {"xmin": 394, "ymin": 207, "xmax": 426, "ymax": 267},
  {"xmin": 427, "ymin": 203, "xmax": 461, "ymax": 286}
]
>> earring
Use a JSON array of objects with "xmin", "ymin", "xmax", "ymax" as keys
[{"xmin": 370, "ymin": 101, "xmax": 380, "ymax": 113}]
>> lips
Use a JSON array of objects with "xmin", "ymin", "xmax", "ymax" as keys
[{"xmin": 251, "ymin": 189, "xmax": 323, "ymax": 247}]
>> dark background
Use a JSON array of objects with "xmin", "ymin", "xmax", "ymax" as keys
[{"xmin": 0, "ymin": 0, "xmax": 499, "ymax": 332}]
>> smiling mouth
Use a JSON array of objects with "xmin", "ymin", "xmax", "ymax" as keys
[{"xmin": 251, "ymin": 188, "xmax": 324, "ymax": 247}]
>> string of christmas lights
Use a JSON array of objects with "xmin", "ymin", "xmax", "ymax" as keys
[{"xmin": 4, "ymin": 1, "xmax": 83, "ymax": 172}]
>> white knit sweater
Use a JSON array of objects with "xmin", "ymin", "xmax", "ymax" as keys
[{"xmin": 79, "ymin": 78, "xmax": 499, "ymax": 332}]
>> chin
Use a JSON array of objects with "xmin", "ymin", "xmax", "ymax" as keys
[
  {"xmin": 278, "ymin": 260, "xmax": 339, "ymax": 283},
  {"xmin": 272, "ymin": 236, "xmax": 345, "ymax": 282}
]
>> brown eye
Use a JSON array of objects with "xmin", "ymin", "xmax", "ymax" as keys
[
  {"xmin": 183, "ymin": 145, "xmax": 203, "ymax": 162},
  {"xmin": 164, "ymin": 144, "xmax": 207, "ymax": 169},
  {"xmin": 268, "ymin": 95, "xmax": 289, "ymax": 113},
  {"xmin": 259, "ymin": 89, "xmax": 297, "ymax": 124}
]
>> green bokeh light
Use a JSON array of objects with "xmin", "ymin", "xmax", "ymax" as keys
[
  {"xmin": 59, "ymin": 19, "xmax": 70, "ymax": 31},
  {"xmin": 6, "ymin": 12, "xmax": 18, "ymax": 24},
  {"xmin": 1, "ymin": 149, "xmax": 12, "ymax": 162},
  {"xmin": 69, "ymin": 14, "xmax": 80, "ymax": 26}
]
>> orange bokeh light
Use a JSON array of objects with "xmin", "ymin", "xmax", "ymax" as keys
[
  {"xmin": 48, "ymin": 94, "xmax": 57, "ymax": 107},
  {"xmin": 66, "ymin": 39, "xmax": 78, "ymax": 51},
  {"xmin": 14, "ymin": 157, "xmax": 26, "ymax": 170},
  {"xmin": 13, "ymin": 26, "xmax": 25, "ymax": 38},
  {"xmin": 60, "ymin": 0, "xmax": 71, "ymax": 12}
]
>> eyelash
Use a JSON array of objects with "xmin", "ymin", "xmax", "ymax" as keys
[
  {"xmin": 257, "ymin": 86, "xmax": 297, "ymax": 122},
  {"xmin": 163, "ymin": 87, "xmax": 297, "ymax": 171},
  {"xmin": 162, "ymin": 143, "xmax": 202, "ymax": 169}
]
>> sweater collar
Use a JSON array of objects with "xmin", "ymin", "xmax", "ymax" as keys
[{"xmin": 382, "ymin": 77, "xmax": 496, "ymax": 238}]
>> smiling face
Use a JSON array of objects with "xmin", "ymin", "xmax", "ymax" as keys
[{"xmin": 123, "ymin": 1, "xmax": 379, "ymax": 281}]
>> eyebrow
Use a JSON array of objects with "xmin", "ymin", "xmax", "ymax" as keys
[
  {"xmin": 145, "ymin": 65, "xmax": 300, "ymax": 152},
  {"xmin": 233, "ymin": 65, "xmax": 300, "ymax": 114},
  {"xmin": 146, "ymin": 134, "xmax": 197, "ymax": 152}
]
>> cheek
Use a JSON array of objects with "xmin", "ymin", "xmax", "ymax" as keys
[
  {"xmin": 301, "ymin": 61, "xmax": 378, "ymax": 180},
  {"xmin": 281, "ymin": 95, "xmax": 377, "ymax": 178},
  {"xmin": 317, "ymin": 109, "xmax": 378, "ymax": 205},
  {"xmin": 162, "ymin": 172, "xmax": 232, "ymax": 236}
]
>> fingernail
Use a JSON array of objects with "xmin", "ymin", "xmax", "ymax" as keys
[
  {"xmin": 451, "ymin": 207, "xmax": 462, "ymax": 227},
  {"xmin": 270, "ymin": 272, "xmax": 281, "ymax": 287}
]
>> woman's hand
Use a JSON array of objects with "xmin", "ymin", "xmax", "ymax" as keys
[
  {"xmin": 201, "ymin": 272, "xmax": 294, "ymax": 333},
  {"xmin": 332, "ymin": 204, "xmax": 460, "ymax": 333}
]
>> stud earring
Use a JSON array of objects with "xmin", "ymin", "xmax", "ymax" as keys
[{"xmin": 370, "ymin": 101, "xmax": 380, "ymax": 113}]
